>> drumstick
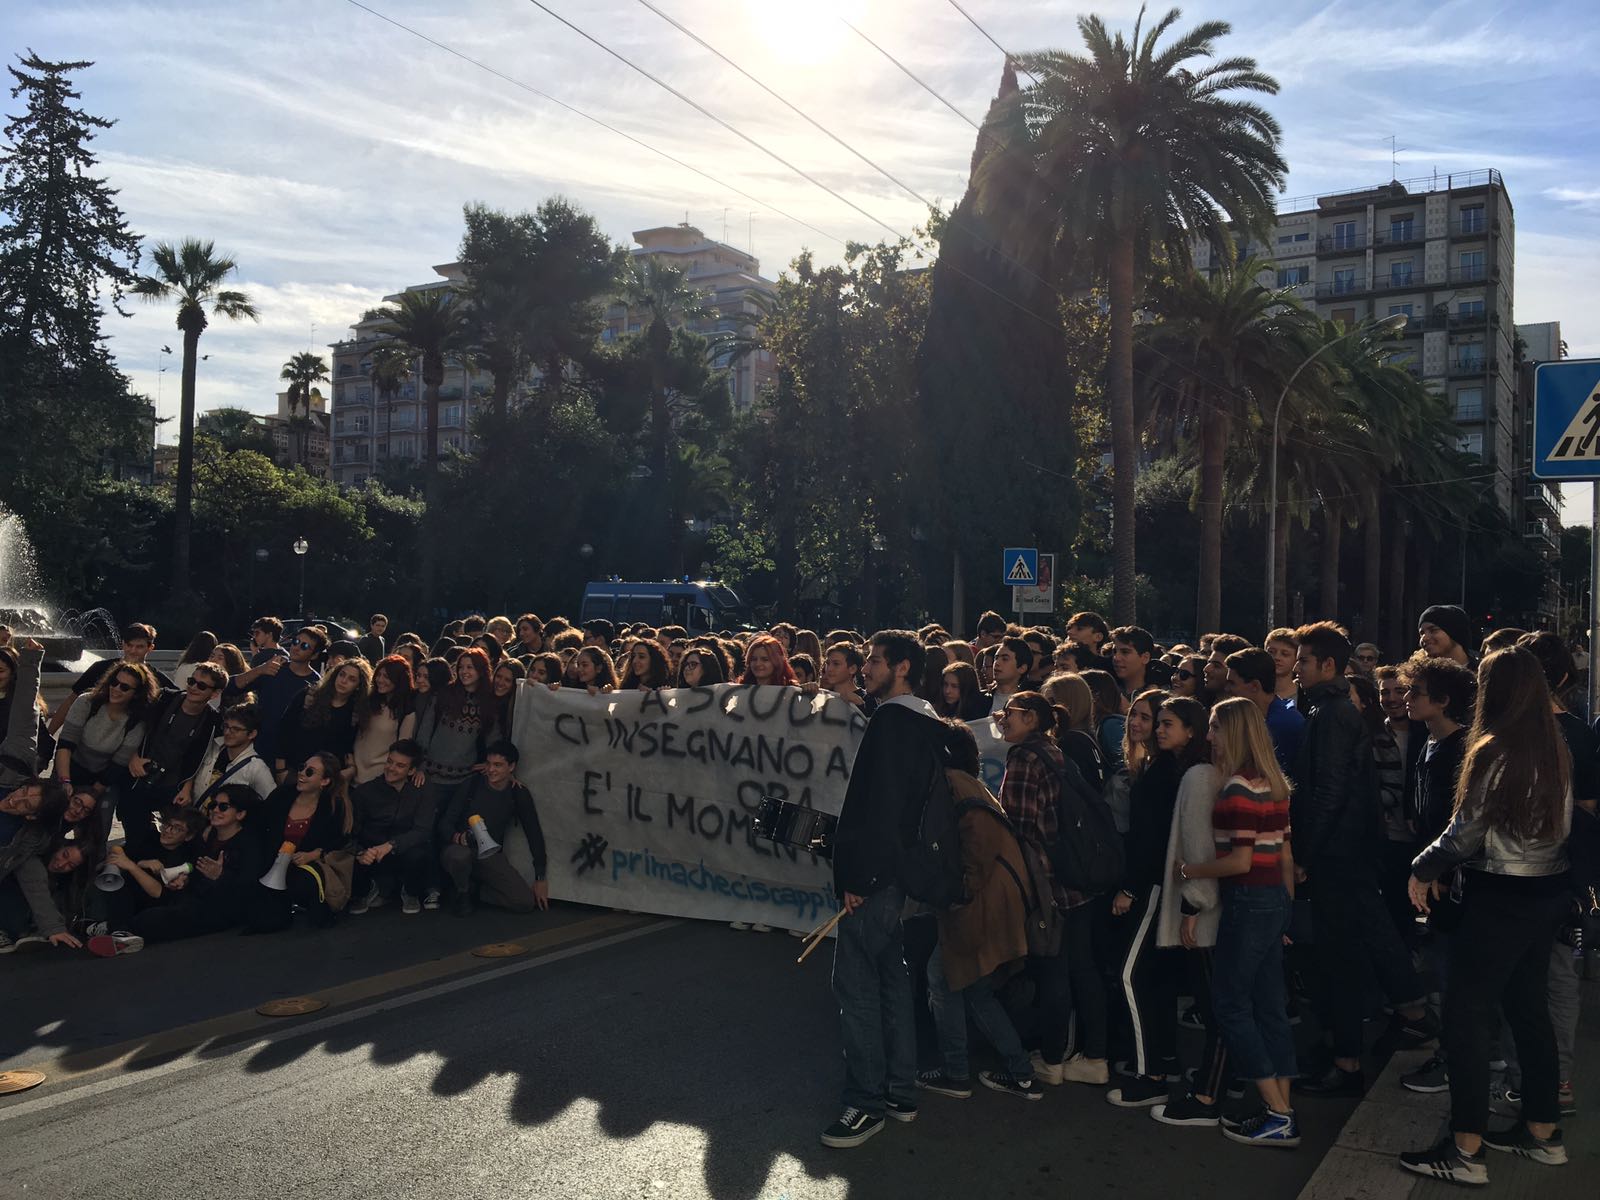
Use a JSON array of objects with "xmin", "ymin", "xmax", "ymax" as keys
[{"xmin": 796, "ymin": 908, "xmax": 847, "ymax": 964}]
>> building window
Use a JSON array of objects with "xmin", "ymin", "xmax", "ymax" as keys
[
  {"xmin": 441, "ymin": 405, "xmax": 462, "ymax": 427},
  {"xmin": 1458, "ymin": 299, "xmax": 1485, "ymax": 318},
  {"xmin": 1276, "ymin": 265, "xmax": 1309, "ymax": 286},
  {"xmin": 1457, "ymin": 431, "xmax": 1484, "ymax": 457},
  {"xmin": 1294, "ymin": 231, "xmax": 1309, "ymax": 242},
  {"xmin": 1389, "ymin": 258, "xmax": 1414, "ymax": 286},
  {"xmin": 1332, "ymin": 221, "xmax": 1357, "ymax": 250},
  {"xmin": 1459, "ymin": 204, "xmax": 1486, "ymax": 234},
  {"xmin": 1459, "ymin": 250, "xmax": 1485, "ymax": 279},
  {"xmin": 1389, "ymin": 215, "xmax": 1415, "ymax": 241},
  {"xmin": 1455, "ymin": 387, "xmax": 1483, "ymax": 421},
  {"xmin": 1456, "ymin": 344, "xmax": 1486, "ymax": 371},
  {"xmin": 1388, "ymin": 303, "xmax": 1414, "ymax": 318},
  {"xmin": 1333, "ymin": 267, "xmax": 1356, "ymax": 294}
]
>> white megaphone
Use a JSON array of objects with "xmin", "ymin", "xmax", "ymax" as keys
[
  {"xmin": 467, "ymin": 814, "xmax": 500, "ymax": 859},
  {"xmin": 161, "ymin": 863, "xmax": 193, "ymax": 885},
  {"xmin": 260, "ymin": 841, "xmax": 296, "ymax": 890},
  {"xmin": 94, "ymin": 861, "xmax": 125, "ymax": 892}
]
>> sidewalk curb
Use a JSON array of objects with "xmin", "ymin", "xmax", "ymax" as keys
[{"xmin": 1296, "ymin": 1049, "xmax": 1446, "ymax": 1200}]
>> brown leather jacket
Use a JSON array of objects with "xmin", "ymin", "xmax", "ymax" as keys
[{"xmin": 937, "ymin": 769, "xmax": 1031, "ymax": 992}]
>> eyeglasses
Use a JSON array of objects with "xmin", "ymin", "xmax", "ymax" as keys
[
  {"xmin": 109, "ymin": 679, "xmax": 135, "ymax": 692},
  {"xmin": 188, "ymin": 678, "xmax": 217, "ymax": 691},
  {"xmin": 1174, "ymin": 670, "xmax": 1196, "ymax": 681},
  {"xmin": 298, "ymin": 765, "xmax": 318, "ymax": 776},
  {"xmin": 222, "ymin": 723, "xmax": 249, "ymax": 734},
  {"xmin": 291, "ymin": 639, "xmax": 317, "ymax": 650},
  {"xmin": 211, "ymin": 802, "xmax": 234, "ymax": 813}
]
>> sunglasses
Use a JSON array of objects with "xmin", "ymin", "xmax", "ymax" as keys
[
  {"xmin": 298, "ymin": 765, "xmax": 319, "ymax": 776},
  {"xmin": 1174, "ymin": 670, "xmax": 1196, "ymax": 681},
  {"xmin": 292, "ymin": 639, "xmax": 318, "ymax": 650},
  {"xmin": 109, "ymin": 679, "xmax": 136, "ymax": 692},
  {"xmin": 211, "ymin": 802, "xmax": 235, "ymax": 813},
  {"xmin": 188, "ymin": 678, "xmax": 217, "ymax": 691}
]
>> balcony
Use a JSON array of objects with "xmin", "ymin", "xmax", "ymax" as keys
[
  {"xmin": 1317, "ymin": 232, "xmax": 1366, "ymax": 255},
  {"xmin": 1449, "ymin": 356, "xmax": 1494, "ymax": 378},
  {"xmin": 1449, "ymin": 310, "xmax": 1489, "ymax": 331},
  {"xmin": 1370, "ymin": 270, "xmax": 1419, "ymax": 293},
  {"xmin": 1523, "ymin": 520, "xmax": 1557, "ymax": 548},
  {"xmin": 1317, "ymin": 275, "xmax": 1366, "ymax": 298},
  {"xmin": 1449, "ymin": 215, "xmax": 1491, "ymax": 239},
  {"xmin": 1454, "ymin": 402, "xmax": 1484, "ymax": 421},
  {"xmin": 1525, "ymin": 482, "xmax": 1559, "ymax": 514},
  {"xmin": 1375, "ymin": 225, "xmax": 1423, "ymax": 248},
  {"xmin": 1447, "ymin": 263, "xmax": 1490, "ymax": 285}
]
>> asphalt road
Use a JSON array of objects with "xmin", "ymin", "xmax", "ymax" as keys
[{"xmin": 2, "ymin": 910, "xmax": 1351, "ymax": 1200}]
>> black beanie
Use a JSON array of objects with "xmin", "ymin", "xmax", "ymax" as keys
[{"xmin": 1418, "ymin": 605, "xmax": 1473, "ymax": 652}]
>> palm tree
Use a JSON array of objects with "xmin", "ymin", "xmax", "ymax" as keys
[
  {"xmin": 365, "ymin": 343, "xmax": 412, "ymax": 462},
  {"xmin": 1141, "ymin": 262, "xmax": 1316, "ymax": 632},
  {"xmin": 132, "ymin": 239, "xmax": 258, "ymax": 601},
  {"xmin": 619, "ymin": 257, "xmax": 712, "ymax": 486},
  {"xmin": 279, "ymin": 350, "xmax": 329, "ymax": 469},
  {"xmin": 364, "ymin": 288, "xmax": 471, "ymax": 475},
  {"xmin": 1014, "ymin": 8, "xmax": 1287, "ymax": 621}
]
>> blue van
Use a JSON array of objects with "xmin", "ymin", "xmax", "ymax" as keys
[{"xmin": 579, "ymin": 580, "xmax": 754, "ymax": 632}]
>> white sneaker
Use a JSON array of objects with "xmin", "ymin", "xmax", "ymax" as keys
[
  {"xmin": 86, "ymin": 921, "xmax": 109, "ymax": 938},
  {"xmin": 750, "ymin": 923, "xmax": 773, "ymax": 934},
  {"xmin": 728, "ymin": 921, "xmax": 752, "ymax": 931},
  {"xmin": 1029, "ymin": 1052, "xmax": 1064, "ymax": 1085},
  {"xmin": 1060, "ymin": 1054, "xmax": 1110, "ymax": 1085},
  {"xmin": 422, "ymin": 888, "xmax": 441, "ymax": 911}
]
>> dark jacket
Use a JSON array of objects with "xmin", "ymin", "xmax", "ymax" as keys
[
  {"xmin": 256, "ymin": 784, "xmax": 349, "ymax": 856},
  {"xmin": 137, "ymin": 690, "xmax": 220, "ymax": 781},
  {"xmin": 190, "ymin": 827, "xmax": 264, "ymax": 915},
  {"xmin": 937, "ymin": 769, "xmax": 1030, "ymax": 992},
  {"xmin": 831, "ymin": 696, "xmax": 946, "ymax": 898},
  {"xmin": 1410, "ymin": 727, "xmax": 1468, "ymax": 848},
  {"xmin": 1291, "ymin": 679, "xmax": 1381, "ymax": 863},
  {"xmin": 1122, "ymin": 753, "xmax": 1183, "ymax": 895},
  {"xmin": 438, "ymin": 776, "xmax": 547, "ymax": 879},
  {"xmin": 350, "ymin": 776, "xmax": 436, "ymax": 856}
]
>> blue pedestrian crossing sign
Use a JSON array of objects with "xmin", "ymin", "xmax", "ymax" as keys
[
  {"xmin": 1002, "ymin": 547, "xmax": 1038, "ymax": 586},
  {"xmin": 1534, "ymin": 359, "xmax": 1600, "ymax": 480}
]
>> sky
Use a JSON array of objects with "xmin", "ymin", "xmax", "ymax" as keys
[{"xmin": 8, "ymin": 0, "xmax": 1600, "ymax": 509}]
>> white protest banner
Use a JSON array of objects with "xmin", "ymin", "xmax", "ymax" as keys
[
  {"xmin": 511, "ymin": 682, "xmax": 868, "ymax": 932},
  {"xmin": 969, "ymin": 710, "xmax": 1008, "ymax": 795}
]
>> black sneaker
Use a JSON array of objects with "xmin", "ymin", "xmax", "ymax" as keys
[
  {"xmin": 1298, "ymin": 1065, "xmax": 1365, "ymax": 1098},
  {"xmin": 1106, "ymin": 1075, "xmax": 1169, "ymax": 1108},
  {"xmin": 1178, "ymin": 1003, "xmax": 1206, "ymax": 1030},
  {"xmin": 1399, "ymin": 1136, "xmax": 1489, "ymax": 1185},
  {"xmin": 819, "ymin": 1107, "xmax": 884, "ymax": 1148},
  {"xmin": 979, "ymin": 1070, "xmax": 1043, "ymax": 1101},
  {"xmin": 1482, "ymin": 1123, "xmax": 1568, "ymax": 1165},
  {"xmin": 1388, "ymin": 1009, "xmax": 1441, "ymax": 1049},
  {"xmin": 915, "ymin": 1069, "xmax": 972, "ymax": 1099},
  {"xmin": 1183, "ymin": 1065, "xmax": 1245, "ymax": 1100},
  {"xmin": 1220, "ymin": 1102, "xmax": 1267, "ymax": 1132},
  {"xmin": 1151, "ymin": 1092, "xmax": 1218, "ymax": 1127},
  {"xmin": 884, "ymin": 1098, "xmax": 919, "ymax": 1123},
  {"xmin": 1401, "ymin": 1053, "xmax": 1449, "ymax": 1094}
]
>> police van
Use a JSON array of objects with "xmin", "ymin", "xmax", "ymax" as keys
[{"xmin": 579, "ymin": 580, "xmax": 754, "ymax": 632}]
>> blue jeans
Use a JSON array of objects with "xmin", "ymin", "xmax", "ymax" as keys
[
  {"xmin": 1211, "ymin": 884, "xmax": 1298, "ymax": 1083},
  {"xmin": 927, "ymin": 945, "xmax": 1032, "ymax": 1081},
  {"xmin": 832, "ymin": 885, "xmax": 917, "ymax": 1114}
]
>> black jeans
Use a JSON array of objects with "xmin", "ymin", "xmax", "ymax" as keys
[
  {"xmin": 1034, "ymin": 902, "xmax": 1108, "ymax": 1063},
  {"xmin": 1378, "ymin": 839, "xmax": 1421, "ymax": 947},
  {"xmin": 353, "ymin": 845, "xmax": 429, "ymax": 900},
  {"xmin": 1308, "ymin": 855, "xmax": 1424, "ymax": 1058},
  {"xmin": 1444, "ymin": 883, "xmax": 1568, "ymax": 1134}
]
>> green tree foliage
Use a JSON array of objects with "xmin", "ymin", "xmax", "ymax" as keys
[
  {"xmin": 1007, "ymin": 9, "xmax": 1287, "ymax": 622},
  {"xmin": 0, "ymin": 52, "xmax": 147, "ymax": 574},
  {"xmin": 195, "ymin": 406, "xmax": 275, "ymax": 457}
]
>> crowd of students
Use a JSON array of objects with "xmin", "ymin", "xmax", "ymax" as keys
[
  {"xmin": 1, "ymin": 602, "xmax": 1594, "ymax": 1184},
  {"xmin": 818, "ymin": 609, "xmax": 1596, "ymax": 1190}
]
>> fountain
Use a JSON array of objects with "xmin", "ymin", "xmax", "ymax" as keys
[{"xmin": 0, "ymin": 506, "xmax": 111, "ymax": 671}]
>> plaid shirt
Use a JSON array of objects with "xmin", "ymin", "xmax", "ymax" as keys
[{"xmin": 1000, "ymin": 735, "xmax": 1067, "ymax": 910}]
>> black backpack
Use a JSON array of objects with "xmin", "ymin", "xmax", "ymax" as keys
[
  {"xmin": 898, "ymin": 749, "xmax": 963, "ymax": 908},
  {"xmin": 1017, "ymin": 743, "xmax": 1124, "ymax": 897}
]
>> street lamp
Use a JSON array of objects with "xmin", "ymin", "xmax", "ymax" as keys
[
  {"xmin": 1264, "ymin": 311, "xmax": 1410, "ymax": 628},
  {"xmin": 293, "ymin": 537, "xmax": 309, "ymax": 616}
]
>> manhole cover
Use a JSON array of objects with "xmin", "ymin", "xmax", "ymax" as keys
[
  {"xmin": 255, "ymin": 997, "xmax": 327, "ymax": 1017},
  {"xmin": 0, "ymin": 1071, "xmax": 46, "ymax": 1095},
  {"xmin": 472, "ymin": 942, "xmax": 528, "ymax": 958}
]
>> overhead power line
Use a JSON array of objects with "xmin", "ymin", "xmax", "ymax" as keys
[
  {"xmin": 339, "ymin": 0, "xmax": 845, "ymax": 248},
  {"xmin": 944, "ymin": 0, "xmax": 1040, "ymax": 85}
]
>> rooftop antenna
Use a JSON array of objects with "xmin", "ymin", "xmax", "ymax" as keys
[
  {"xmin": 723, "ymin": 207, "xmax": 729, "ymax": 244},
  {"xmin": 1385, "ymin": 134, "xmax": 1410, "ymax": 182},
  {"xmin": 748, "ymin": 212, "xmax": 755, "ymax": 253}
]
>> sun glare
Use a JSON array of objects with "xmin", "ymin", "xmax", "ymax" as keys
[{"xmin": 746, "ymin": 0, "xmax": 863, "ymax": 65}]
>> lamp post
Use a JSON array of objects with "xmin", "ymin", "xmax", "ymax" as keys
[
  {"xmin": 1264, "ymin": 312, "xmax": 1410, "ymax": 629},
  {"xmin": 293, "ymin": 537, "xmax": 309, "ymax": 616}
]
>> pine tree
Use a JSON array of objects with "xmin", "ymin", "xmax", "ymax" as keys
[{"xmin": 0, "ymin": 52, "xmax": 147, "ymax": 594}]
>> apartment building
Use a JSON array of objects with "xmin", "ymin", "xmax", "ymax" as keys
[
  {"xmin": 605, "ymin": 224, "xmax": 777, "ymax": 412},
  {"xmin": 328, "ymin": 225, "xmax": 777, "ymax": 486},
  {"xmin": 1194, "ymin": 169, "xmax": 1535, "ymax": 526}
]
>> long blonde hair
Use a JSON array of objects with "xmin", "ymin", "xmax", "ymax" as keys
[
  {"xmin": 1042, "ymin": 671, "xmax": 1093, "ymax": 732},
  {"xmin": 1208, "ymin": 697, "xmax": 1291, "ymax": 805}
]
